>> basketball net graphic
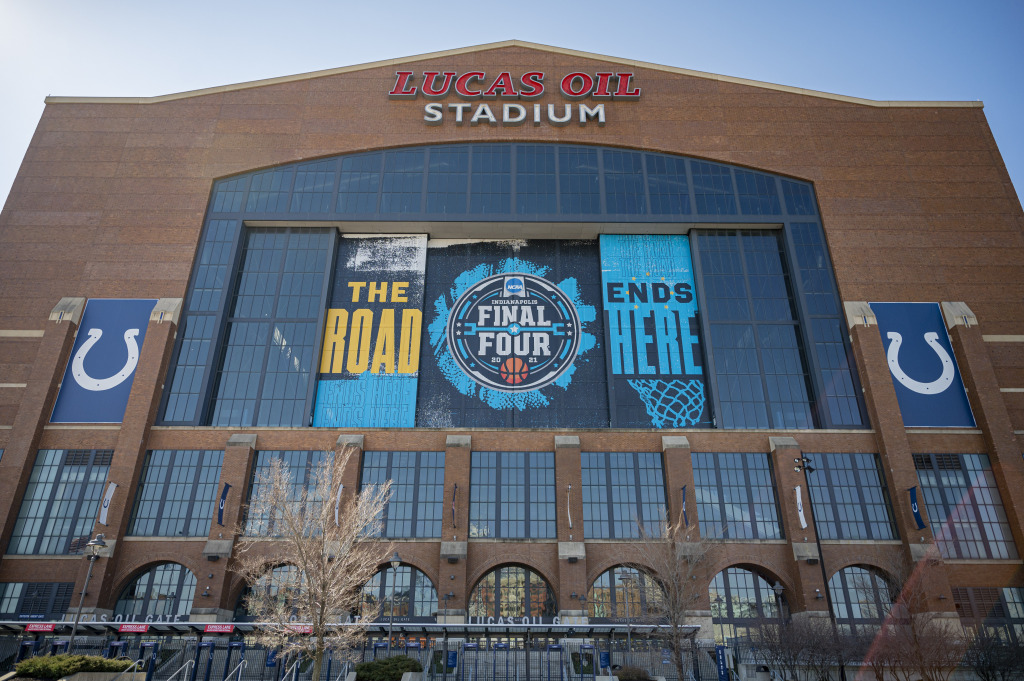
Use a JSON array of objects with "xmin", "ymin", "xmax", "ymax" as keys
[{"xmin": 627, "ymin": 379, "xmax": 705, "ymax": 428}]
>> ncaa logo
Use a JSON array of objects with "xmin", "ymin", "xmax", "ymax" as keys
[
  {"xmin": 447, "ymin": 273, "xmax": 580, "ymax": 392},
  {"xmin": 504, "ymin": 277, "xmax": 525, "ymax": 297}
]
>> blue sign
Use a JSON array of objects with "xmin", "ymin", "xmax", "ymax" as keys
[
  {"xmin": 715, "ymin": 645, "xmax": 729, "ymax": 681},
  {"xmin": 908, "ymin": 486, "xmax": 928, "ymax": 530},
  {"xmin": 870, "ymin": 302, "xmax": 975, "ymax": 427},
  {"xmin": 599, "ymin": 651, "xmax": 611, "ymax": 669},
  {"xmin": 217, "ymin": 483, "xmax": 231, "ymax": 526},
  {"xmin": 313, "ymin": 236, "xmax": 427, "ymax": 428},
  {"xmin": 446, "ymin": 651, "xmax": 458, "ymax": 669},
  {"xmin": 51, "ymin": 299, "xmax": 157, "ymax": 423},
  {"xmin": 600, "ymin": 234, "xmax": 707, "ymax": 427}
]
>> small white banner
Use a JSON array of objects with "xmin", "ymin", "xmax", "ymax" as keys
[
  {"xmin": 334, "ymin": 483, "xmax": 344, "ymax": 526},
  {"xmin": 99, "ymin": 481, "xmax": 117, "ymax": 526},
  {"xmin": 795, "ymin": 485, "xmax": 807, "ymax": 529}
]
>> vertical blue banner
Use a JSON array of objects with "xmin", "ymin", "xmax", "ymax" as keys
[
  {"xmin": 217, "ymin": 483, "xmax": 231, "ymax": 526},
  {"xmin": 869, "ymin": 302, "xmax": 975, "ymax": 428},
  {"xmin": 51, "ymin": 299, "xmax": 157, "ymax": 423},
  {"xmin": 908, "ymin": 486, "xmax": 927, "ymax": 530},
  {"xmin": 313, "ymin": 236, "xmax": 426, "ymax": 427},
  {"xmin": 715, "ymin": 645, "xmax": 729, "ymax": 681},
  {"xmin": 600, "ymin": 234, "xmax": 707, "ymax": 427}
]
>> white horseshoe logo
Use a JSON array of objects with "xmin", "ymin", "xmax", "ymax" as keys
[
  {"xmin": 885, "ymin": 331, "xmax": 954, "ymax": 395},
  {"xmin": 71, "ymin": 328, "xmax": 141, "ymax": 391}
]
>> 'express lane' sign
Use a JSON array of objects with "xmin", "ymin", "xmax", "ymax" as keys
[{"xmin": 389, "ymin": 71, "xmax": 641, "ymax": 127}]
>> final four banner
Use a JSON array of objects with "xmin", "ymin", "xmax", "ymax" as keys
[
  {"xmin": 313, "ymin": 236, "xmax": 426, "ymax": 427},
  {"xmin": 600, "ymin": 235, "xmax": 708, "ymax": 427},
  {"xmin": 870, "ymin": 302, "xmax": 975, "ymax": 428},
  {"xmin": 416, "ymin": 240, "xmax": 606, "ymax": 428},
  {"xmin": 51, "ymin": 298, "xmax": 157, "ymax": 423},
  {"xmin": 311, "ymin": 237, "xmax": 712, "ymax": 428}
]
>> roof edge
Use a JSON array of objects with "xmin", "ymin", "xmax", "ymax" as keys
[{"xmin": 42, "ymin": 39, "xmax": 984, "ymax": 109}]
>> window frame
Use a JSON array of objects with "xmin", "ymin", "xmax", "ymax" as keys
[
  {"xmin": 359, "ymin": 451, "xmax": 445, "ymax": 539},
  {"xmin": 580, "ymin": 451, "xmax": 668, "ymax": 539},
  {"xmin": 360, "ymin": 564, "xmax": 439, "ymax": 623},
  {"xmin": 914, "ymin": 453, "xmax": 1018, "ymax": 560},
  {"xmin": 467, "ymin": 565, "xmax": 556, "ymax": 621},
  {"xmin": 8, "ymin": 449, "xmax": 113, "ymax": 555},
  {"xmin": 828, "ymin": 565, "xmax": 893, "ymax": 636},
  {"xmin": 127, "ymin": 450, "xmax": 225, "ymax": 537},
  {"xmin": 0, "ymin": 582, "xmax": 74, "ymax": 621},
  {"xmin": 469, "ymin": 451, "xmax": 556, "ymax": 539},
  {"xmin": 113, "ymin": 563, "xmax": 197, "ymax": 623},
  {"xmin": 690, "ymin": 228, "xmax": 815, "ymax": 429},
  {"xmin": 244, "ymin": 450, "xmax": 332, "ymax": 536},
  {"xmin": 692, "ymin": 451, "xmax": 784, "ymax": 540},
  {"xmin": 159, "ymin": 144, "xmax": 866, "ymax": 432},
  {"xmin": 805, "ymin": 452, "xmax": 898, "ymax": 541}
]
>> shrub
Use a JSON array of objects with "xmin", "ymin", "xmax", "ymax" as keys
[
  {"xmin": 615, "ymin": 666, "xmax": 651, "ymax": 681},
  {"xmin": 354, "ymin": 655, "xmax": 423, "ymax": 681},
  {"xmin": 15, "ymin": 654, "xmax": 135, "ymax": 679}
]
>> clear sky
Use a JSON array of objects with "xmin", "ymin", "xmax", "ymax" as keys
[{"xmin": 1, "ymin": 0, "xmax": 1021, "ymax": 209}]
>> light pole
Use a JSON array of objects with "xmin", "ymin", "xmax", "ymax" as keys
[
  {"xmin": 793, "ymin": 456, "xmax": 846, "ymax": 681},
  {"xmin": 712, "ymin": 594, "xmax": 725, "ymax": 644},
  {"xmin": 771, "ymin": 583, "xmax": 784, "ymax": 631},
  {"xmin": 69, "ymin": 534, "xmax": 107, "ymax": 650},
  {"xmin": 618, "ymin": 572, "xmax": 635, "ymax": 664},
  {"xmin": 387, "ymin": 552, "xmax": 401, "ymax": 652}
]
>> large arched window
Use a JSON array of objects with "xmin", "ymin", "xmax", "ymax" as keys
[
  {"xmin": 468, "ymin": 565, "xmax": 556, "ymax": 622},
  {"xmin": 709, "ymin": 566, "xmax": 783, "ymax": 642},
  {"xmin": 361, "ymin": 564, "xmax": 438, "ymax": 622},
  {"xmin": 587, "ymin": 565, "xmax": 663, "ymax": 623},
  {"xmin": 159, "ymin": 143, "xmax": 864, "ymax": 433},
  {"xmin": 114, "ymin": 563, "xmax": 196, "ymax": 622},
  {"xmin": 828, "ymin": 566, "xmax": 892, "ymax": 635},
  {"xmin": 233, "ymin": 565, "xmax": 303, "ymax": 622}
]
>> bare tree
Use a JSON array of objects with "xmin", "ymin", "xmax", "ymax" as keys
[
  {"xmin": 963, "ymin": 627, "xmax": 1024, "ymax": 681},
  {"xmin": 233, "ymin": 446, "xmax": 392, "ymax": 681},
  {"xmin": 871, "ymin": 550, "xmax": 966, "ymax": 681},
  {"xmin": 635, "ymin": 510, "xmax": 716, "ymax": 681},
  {"xmin": 750, "ymin": 615, "xmax": 812, "ymax": 681}
]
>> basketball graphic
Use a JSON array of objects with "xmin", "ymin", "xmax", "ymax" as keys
[{"xmin": 500, "ymin": 357, "xmax": 529, "ymax": 385}]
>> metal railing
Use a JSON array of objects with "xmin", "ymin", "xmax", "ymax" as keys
[
  {"xmin": 225, "ymin": 658, "xmax": 247, "ymax": 681},
  {"xmin": 111, "ymin": 659, "xmax": 146, "ymax": 681},
  {"xmin": 164, "ymin": 658, "xmax": 196, "ymax": 681}
]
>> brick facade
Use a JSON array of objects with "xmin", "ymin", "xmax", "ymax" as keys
[{"xmin": 0, "ymin": 41, "xmax": 1021, "ymax": 629}]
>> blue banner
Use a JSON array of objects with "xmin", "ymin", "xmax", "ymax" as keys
[
  {"xmin": 715, "ymin": 645, "xmax": 729, "ymax": 681},
  {"xmin": 600, "ymin": 234, "xmax": 707, "ymax": 427},
  {"xmin": 51, "ymin": 299, "xmax": 157, "ymax": 423},
  {"xmin": 217, "ymin": 483, "xmax": 231, "ymax": 526},
  {"xmin": 908, "ymin": 486, "xmax": 927, "ymax": 530},
  {"xmin": 682, "ymin": 485, "xmax": 689, "ymax": 527},
  {"xmin": 314, "ymin": 236, "xmax": 426, "ymax": 427},
  {"xmin": 870, "ymin": 302, "xmax": 975, "ymax": 428}
]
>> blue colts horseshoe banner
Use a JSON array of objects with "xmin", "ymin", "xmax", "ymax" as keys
[
  {"xmin": 869, "ymin": 302, "xmax": 975, "ymax": 428},
  {"xmin": 51, "ymin": 299, "xmax": 157, "ymax": 423}
]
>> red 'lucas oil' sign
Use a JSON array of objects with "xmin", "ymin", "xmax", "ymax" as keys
[{"xmin": 388, "ymin": 71, "xmax": 640, "ymax": 127}]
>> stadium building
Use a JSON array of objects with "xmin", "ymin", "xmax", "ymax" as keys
[{"xmin": 0, "ymin": 40, "xmax": 1023, "ymax": 674}]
